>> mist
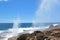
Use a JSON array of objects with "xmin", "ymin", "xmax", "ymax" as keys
[{"xmin": 35, "ymin": 0, "xmax": 60, "ymax": 23}]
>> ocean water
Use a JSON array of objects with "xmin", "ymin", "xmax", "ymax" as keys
[
  {"xmin": 0, "ymin": 23, "xmax": 60, "ymax": 30},
  {"xmin": 0, "ymin": 23, "xmax": 60, "ymax": 40},
  {"xmin": 0, "ymin": 23, "xmax": 32, "ymax": 30}
]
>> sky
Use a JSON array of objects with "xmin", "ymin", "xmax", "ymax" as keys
[
  {"xmin": 0, "ymin": 0, "xmax": 40, "ymax": 23},
  {"xmin": 0, "ymin": 0, "xmax": 60, "ymax": 23}
]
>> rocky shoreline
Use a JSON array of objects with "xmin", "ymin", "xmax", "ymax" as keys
[{"xmin": 8, "ymin": 24, "xmax": 60, "ymax": 40}]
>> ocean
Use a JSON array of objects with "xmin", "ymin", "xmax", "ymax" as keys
[
  {"xmin": 0, "ymin": 23, "xmax": 60, "ymax": 40},
  {"xmin": 0, "ymin": 23, "xmax": 32, "ymax": 30},
  {"xmin": 0, "ymin": 23, "xmax": 60, "ymax": 30}
]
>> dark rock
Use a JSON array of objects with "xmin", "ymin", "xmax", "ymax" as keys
[
  {"xmin": 8, "ymin": 24, "xmax": 60, "ymax": 40},
  {"xmin": 17, "ymin": 33, "xmax": 30, "ymax": 40},
  {"xmin": 8, "ymin": 36, "xmax": 18, "ymax": 40}
]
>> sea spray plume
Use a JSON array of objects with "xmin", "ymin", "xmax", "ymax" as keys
[
  {"xmin": 32, "ymin": 20, "xmax": 37, "ymax": 27},
  {"xmin": 36, "ymin": 0, "xmax": 60, "ymax": 23},
  {"xmin": 40, "ymin": 0, "xmax": 59, "ymax": 11},
  {"xmin": 12, "ymin": 18, "xmax": 21, "ymax": 36}
]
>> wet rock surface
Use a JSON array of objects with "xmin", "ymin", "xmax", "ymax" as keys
[{"xmin": 8, "ymin": 25, "xmax": 60, "ymax": 40}]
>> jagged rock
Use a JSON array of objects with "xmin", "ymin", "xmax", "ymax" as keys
[
  {"xmin": 17, "ymin": 33, "xmax": 30, "ymax": 40},
  {"xmin": 26, "ymin": 35, "xmax": 37, "ymax": 40},
  {"xmin": 32, "ymin": 31, "xmax": 44, "ymax": 36},
  {"xmin": 17, "ymin": 31, "xmax": 45, "ymax": 40},
  {"xmin": 32, "ymin": 31, "xmax": 45, "ymax": 40},
  {"xmin": 44, "ymin": 31, "xmax": 52, "ymax": 36},
  {"xmin": 8, "ymin": 36, "xmax": 18, "ymax": 40},
  {"xmin": 51, "ymin": 32, "xmax": 60, "ymax": 37},
  {"xmin": 8, "ymin": 24, "xmax": 60, "ymax": 40}
]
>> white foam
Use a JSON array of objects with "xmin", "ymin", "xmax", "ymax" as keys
[
  {"xmin": 0, "ymin": 31, "xmax": 4, "ymax": 33},
  {"xmin": 53, "ymin": 24, "xmax": 58, "ymax": 26},
  {"xmin": 0, "ymin": 25, "xmax": 50, "ymax": 40}
]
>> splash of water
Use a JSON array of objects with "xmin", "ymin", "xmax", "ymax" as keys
[
  {"xmin": 36, "ymin": 0, "xmax": 60, "ymax": 23},
  {"xmin": 12, "ymin": 19, "xmax": 20, "ymax": 36},
  {"xmin": 34, "ymin": 0, "xmax": 60, "ymax": 29}
]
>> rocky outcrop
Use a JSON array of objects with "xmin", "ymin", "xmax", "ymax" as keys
[
  {"xmin": 17, "ymin": 33, "xmax": 30, "ymax": 40},
  {"xmin": 16, "ymin": 31, "xmax": 44, "ymax": 40},
  {"xmin": 8, "ymin": 24, "xmax": 60, "ymax": 40},
  {"xmin": 8, "ymin": 36, "xmax": 18, "ymax": 40}
]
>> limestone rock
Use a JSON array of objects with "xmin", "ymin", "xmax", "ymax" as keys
[{"xmin": 8, "ymin": 24, "xmax": 60, "ymax": 40}]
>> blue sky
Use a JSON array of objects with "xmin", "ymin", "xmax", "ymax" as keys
[
  {"xmin": 0, "ymin": 0, "xmax": 40, "ymax": 23},
  {"xmin": 0, "ymin": 0, "xmax": 60, "ymax": 23}
]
